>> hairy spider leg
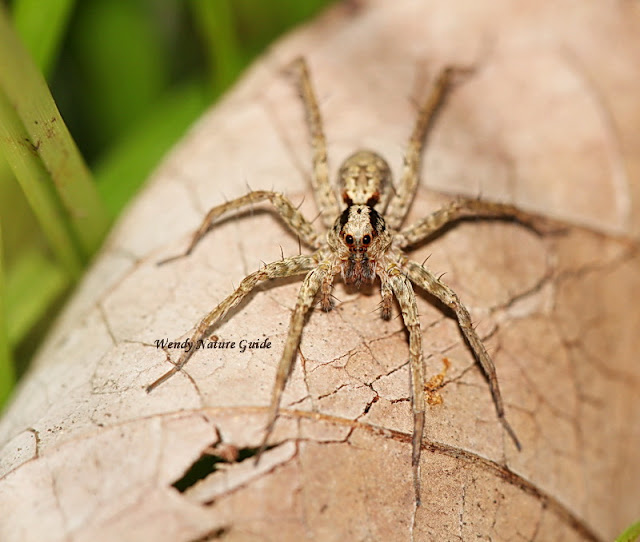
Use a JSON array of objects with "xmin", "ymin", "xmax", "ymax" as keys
[
  {"xmin": 158, "ymin": 190, "xmax": 322, "ymax": 265},
  {"xmin": 401, "ymin": 257, "xmax": 522, "ymax": 450},
  {"xmin": 146, "ymin": 253, "xmax": 319, "ymax": 392},
  {"xmin": 291, "ymin": 57, "xmax": 341, "ymax": 226},
  {"xmin": 395, "ymin": 197, "xmax": 548, "ymax": 249},
  {"xmin": 386, "ymin": 67, "xmax": 458, "ymax": 231},
  {"xmin": 256, "ymin": 263, "xmax": 327, "ymax": 457},
  {"xmin": 387, "ymin": 267, "xmax": 427, "ymax": 506}
]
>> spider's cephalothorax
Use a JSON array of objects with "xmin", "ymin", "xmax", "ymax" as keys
[
  {"xmin": 148, "ymin": 58, "xmax": 537, "ymax": 506},
  {"xmin": 328, "ymin": 151, "xmax": 393, "ymax": 288}
]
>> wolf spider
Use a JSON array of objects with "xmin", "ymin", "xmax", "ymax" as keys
[{"xmin": 148, "ymin": 57, "xmax": 535, "ymax": 505}]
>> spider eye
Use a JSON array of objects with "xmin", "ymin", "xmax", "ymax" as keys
[
  {"xmin": 362, "ymin": 235, "xmax": 371, "ymax": 245},
  {"xmin": 345, "ymin": 235, "xmax": 354, "ymax": 245}
]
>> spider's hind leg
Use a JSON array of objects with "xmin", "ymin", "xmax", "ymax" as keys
[
  {"xmin": 402, "ymin": 257, "xmax": 522, "ymax": 451},
  {"xmin": 387, "ymin": 268, "xmax": 426, "ymax": 506}
]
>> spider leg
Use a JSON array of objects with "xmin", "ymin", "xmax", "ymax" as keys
[
  {"xmin": 380, "ymin": 280, "xmax": 393, "ymax": 320},
  {"xmin": 401, "ymin": 257, "xmax": 522, "ymax": 451},
  {"xmin": 146, "ymin": 253, "xmax": 319, "ymax": 392},
  {"xmin": 159, "ymin": 190, "xmax": 321, "ymax": 265},
  {"xmin": 386, "ymin": 267, "xmax": 426, "ymax": 506},
  {"xmin": 378, "ymin": 265, "xmax": 394, "ymax": 320},
  {"xmin": 320, "ymin": 269, "xmax": 336, "ymax": 311},
  {"xmin": 385, "ymin": 66, "xmax": 458, "ymax": 230},
  {"xmin": 395, "ymin": 197, "xmax": 547, "ymax": 249},
  {"xmin": 257, "ymin": 263, "xmax": 326, "ymax": 456},
  {"xmin": 290, "ymin": 57, "xmax": 341, "ymax": 227}
]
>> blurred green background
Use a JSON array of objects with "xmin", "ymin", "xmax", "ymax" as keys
[{"xmin": 0, "ymin": 0, "xmax": 333, "ymax": 409}]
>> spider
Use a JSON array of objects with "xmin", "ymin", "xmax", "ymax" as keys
[{"xmin": 147, "ymin": 57, "xmax": 536, "ymax": 505}]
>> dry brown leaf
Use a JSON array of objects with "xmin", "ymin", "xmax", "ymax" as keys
[{"xmin": 1, "ymin": 1, "xmax": 640, "ymax": 541}]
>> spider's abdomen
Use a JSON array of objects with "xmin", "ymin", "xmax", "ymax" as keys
[{"xmin": 338, "ymin": 150, "xmax": 392, "ymax": 209}]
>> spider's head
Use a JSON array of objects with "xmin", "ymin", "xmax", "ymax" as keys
[
  {"xmin": 338, "ymin": 150, "xmax": 392, "ymax": 210},
  {"xmin": 329, "ymin": 204, "xmax": 391, "ymax": 287}
]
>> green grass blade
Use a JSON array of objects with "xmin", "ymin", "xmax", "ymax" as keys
[
  {"xmin": 231, "ymin": 0, "xmax": 333, "ymax": 57},
  {"xmin": 0, "ymin": 156, "xmax": 41, "ymax": 266},
  {"xmin": 190, "ymin": 0, "xmax": 244, "ymax": 95},
  {"xmin": 0, "ymin": 220, "xmax": 15, "ymax": 409},
  {"xmin": 6, "ymin": 249, "xmax": 68, "ymax": 347},
  {"xmin": 0, "ymin": 5, "xmax": 109, "ymax": 259},
  {"xmin": 11, "ymin": 0, "xmax": 75, "ymax": 77},
  {"xmin": 0, "ymin": 89, "xmax": 83, "ymax": 278},
  {"xmin": 71, "ymin": 1, "xmax": 169, "ymax": 151}
]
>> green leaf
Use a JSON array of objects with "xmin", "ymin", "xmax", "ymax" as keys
[
  {"xmin": 70, "ymin": 0, "xmax": 170, "ymax": 149},
  {"xmin": 11, "ymin": 0, "xmax": 76, "ymax": 76},
  {"xmin": 616, "ymin": 521, "xmax": 640, "ymax": 542},
  {"xmin": 0, "ymin": 88, "xmax": 84, "ymax": 278},
  {"xmin": 190, "ymin": 0, "xmax": 244, "ymax": 95},
  {"xmin": 6, "ymin": 249, "xmax": 68, "ymax": 347},
  {"xmin": 0, "ymin": 221, "xmax": 15, "ymax": 409},
  {"xmin": 231, "ymin": 0, "xmax": 333, "ymax": 56},
  {"xmin": 0, "ymin": 5, "xmax": 109, "ymax": 261}
]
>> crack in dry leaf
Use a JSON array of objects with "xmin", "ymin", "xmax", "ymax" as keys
[
  {"xmin": 556, "ymin": 241, "xmax": 638, "ymax": 284},
  {"xmin": 418, "ymin": 438, "xmax": 601, "ymax": 542},
  {"xmin": 245, "ymin": 406, "xmax": 601, "ymax": 540},
  {"xmin": 97, "ymin": 303, "xmax": 118, "ymax": 346},
  {"xmin": 573, "ymin": 339, "xmax": 639, "ymax": 387},
  {"xmin": 315, "ymin": 382, "xmax": 352, "ymax": 401},
  {"xmin": 48, "ymin": 462, "xmax": 70, "ymax": 539},
  {"xmin": 358, "ymin": 391, "xmax": 380, "ymax": 417},
  {"xmin": 458, "ymin": 476, "xmax": 467, "ymax": 541},
  {"xmin": 296, "ymin": 348, "xmax": 315, "ymax": 414},
  {"xmin": 186, "ymin": 526, "xmax": 231, "ymax": 542},
  {"xmin": 530, "ymin": 505, "xmax": 544, "ymax": 542},
  {"xmin": 492, "ymin": 267, "xmax": 555, "ymax": 319},
  {"xmin": 507, "ymin": 356, "xmax": 577, "ymax": 430}
]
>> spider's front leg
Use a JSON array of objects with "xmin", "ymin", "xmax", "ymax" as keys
[
  {"xmin": 158, "ymin": 190, "xmax": 321, "ymax": 265},
  {"xmin": 401, "ymin": 257, "xmax": 522, "ymax": 451},
  {"xmin": 385, "ymin": 266, "xmax": 426, "ymax": 506},
  {"xmin": 290, "ymin": 57, "xmax": 341, "ymax": 227},
  {"xmin": 146, "ymin": 253, "xmax": 318, "ymax": 392}
]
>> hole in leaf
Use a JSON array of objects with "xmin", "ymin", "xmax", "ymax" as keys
[{"xmin": 172, "ymin": 444, "xmax": 275, "ymax": 493}]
